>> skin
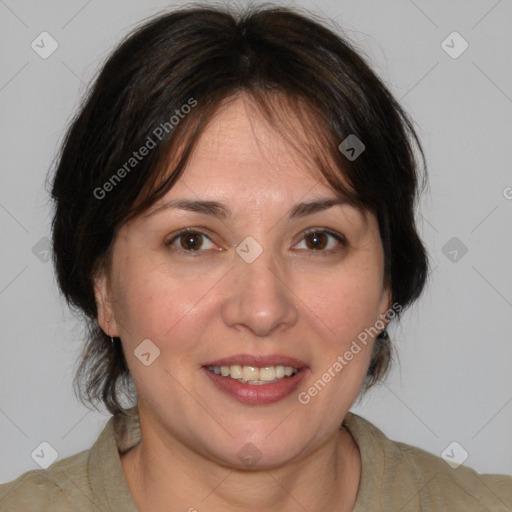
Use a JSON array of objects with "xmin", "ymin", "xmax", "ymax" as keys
[{"xmin": 95, "ymin": 92, "xmax": 391, "ymax": 512}]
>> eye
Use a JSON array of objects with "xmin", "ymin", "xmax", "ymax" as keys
[
  {"xmin": 165, "ymin": 227, "xmax": 346, "ymax": 255},
  {"xmin": 293, "ymin": 229, "xmax": 346, "ymax": 253},
  {"xmin": 165, "ymin": 228, "xmax": 218, "ymax": 254}
]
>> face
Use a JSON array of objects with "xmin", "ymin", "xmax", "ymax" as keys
[{"xmin": 95, "ymin": 93, "xmax": 391, "ymax": 469}]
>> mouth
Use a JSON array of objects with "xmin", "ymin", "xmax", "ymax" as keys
[
  {"xmin": 205, "ymin": 364, "xmax": 299, "ymax": 385},
  {"xmin": 202, "ymin": 355, "xmax": 309, "ymax": 405}
]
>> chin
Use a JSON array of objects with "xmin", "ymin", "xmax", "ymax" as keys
[{"xmin": 197, "ymin": 425, "xmax": 315, "ymax": 471}]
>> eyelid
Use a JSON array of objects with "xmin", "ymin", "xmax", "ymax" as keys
[
  {"xmin": 164, "ymin": 227, "xmax": 219, "ymax": 254},
  {"xmin": 292, "ymin": 228, "xmax": 347, "ymax": 252},
  {"xmin": 299, "ymin": 227, "xmax": 347, "ymax": 242},
  {"xmin": 165, "ymin": 226, "xmax": 347, "ymax": 255}
]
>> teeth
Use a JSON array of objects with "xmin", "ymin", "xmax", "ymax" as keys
[
  {"xmin": 207, "ymin": 364, "xmax": 299, "ymax": 383},
  {"xmin": 275, "ymin": 365, "xmax": 285, "ymax": 379},
  {"xmin": 259, "ymin": 366, "xmax": 276, "ymax": 381},
  {"xmin": 243, "ymin": 366, "xmax": 259, "ymax": 381},
  {"xmin": 229, "ymin": 365, "xmax": 243, "ymax": 379}
]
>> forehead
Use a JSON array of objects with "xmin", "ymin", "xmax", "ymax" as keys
[{"xmin": 177, "ymin": 94, "xmax": 333, "ymax": 197}]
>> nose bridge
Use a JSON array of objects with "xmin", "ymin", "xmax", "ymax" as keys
[{"xmin": 221, "ymin": 237, "xmax": 298, "ymax": 336}]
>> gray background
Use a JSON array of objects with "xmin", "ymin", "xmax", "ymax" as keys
[{"xmin": 1, "ymin": 0, "xmax": 511, "ymax": 482}]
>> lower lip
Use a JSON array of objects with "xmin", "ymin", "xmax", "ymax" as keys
[{"xmin": 202, "ymin": 367, "xmax": 309, "ymax": 405}]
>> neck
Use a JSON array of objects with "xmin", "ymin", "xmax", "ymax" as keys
[{"xmin": 120, "ymin": 415, "xmax": 361, "ymax": 512}]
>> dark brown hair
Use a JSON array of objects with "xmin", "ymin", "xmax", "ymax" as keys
[{"xmin": 50, "ymin": 2, "xmax": 429, "ymax": 416}]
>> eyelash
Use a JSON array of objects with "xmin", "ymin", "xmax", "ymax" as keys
[{"xmin": 164, "ymin": 227, "xmax": 347, "ymax": 256}]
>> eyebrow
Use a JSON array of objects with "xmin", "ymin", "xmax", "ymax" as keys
[{"xmin": 144, "ymin": 197, "xmax": 350, "ymax": 220}]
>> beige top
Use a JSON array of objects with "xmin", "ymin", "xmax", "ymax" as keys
[{"xmin": 1, "ymin": 406, "xmax": 510, "ymax": 511}]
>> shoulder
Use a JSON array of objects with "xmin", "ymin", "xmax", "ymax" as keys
[
  {"xmin": 0, "ymin": 449, "xmax": 93, "ymax": 512},
  {"xmin": 0, "ymin": 409, "xmax": 139, "ymax": 512},
  {"xmin": 345, "ymin": 412, "xmax": 512, "ymax": 511},
  {"xmin": 390, "ymin": 437, "xmax": 512, "ymax": 510}
]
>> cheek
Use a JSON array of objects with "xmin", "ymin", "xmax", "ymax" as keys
[
  {"xmin": 304, "ymin": 261, "xmax": 385, "ymax": 345},
  {"xmin": 111, "ymin": 225, "xmax": 386, "ymax": 362},
  {"xmin": 110, "ymin": 252, "xmax": 221, "ymax": 354},
  {"xmin": 295, "ymin": 269, "xmax": 383, "ymax": 413}
]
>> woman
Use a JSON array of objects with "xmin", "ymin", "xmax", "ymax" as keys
[{"xmin": 1, "ymin": 4, "xmax": 510, "ymax": 511}]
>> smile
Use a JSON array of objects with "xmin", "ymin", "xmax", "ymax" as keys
[
  {"xmin": 202, "ymin": 355, "xmax": 309, "ymax": 405},
  {"xmin": 206, "ymin": 364, "xmax": 299, "ymax": 384}
]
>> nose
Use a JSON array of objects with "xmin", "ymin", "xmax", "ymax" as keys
[{"xmin": 221, "ymin": 243, "xmax": 299, "ymax": 337}]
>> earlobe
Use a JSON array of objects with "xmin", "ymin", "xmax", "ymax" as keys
[{"xmin": 93, "ymin": 272, "xmax": 118, "ymax": 336}]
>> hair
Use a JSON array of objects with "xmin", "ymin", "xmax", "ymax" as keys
[{"xmin": 50, "ymin": 2, "xmax": 429, "ymax": 416}]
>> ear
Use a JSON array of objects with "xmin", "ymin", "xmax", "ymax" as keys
[
  {"xmin": 378, "ymin": 287, "xmax": 393, "ymax": 329},
  {"xmin": 93, "ymin": 271, "xmax": 119, "ymax": 337}
]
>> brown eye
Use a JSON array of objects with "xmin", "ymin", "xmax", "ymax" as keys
[
  {"xmin": 179, "ymin": 232, "xmax": 203, "ymax": 250},
  {"xmin": 304, "ymin": 232, "xmax": 328, "ymax": 250},
  {"xmin": 294, "ymin": 229, "xmax": 346, "ymax": 253},
  {"xmin": 165, "ymin": 229, "xmax": 216, "ymax": 253}
]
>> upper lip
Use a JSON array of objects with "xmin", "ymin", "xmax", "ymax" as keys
[{"xmin": 203, "ymin": 354, "xmax": 308, "ymax": 369}]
